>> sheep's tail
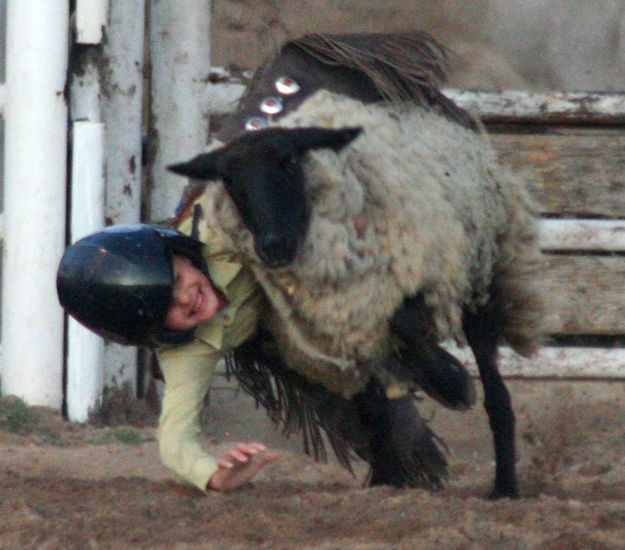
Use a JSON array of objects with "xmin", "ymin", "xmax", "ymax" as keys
[
  {"xmin": 354, "ymin": 379, "xmax": 448, "ymax": 489},
  {"xmin": 225, "ymin": 330, "xmax": 448, "ymax": 489},
  {"xmin": 289, "ymin": 32, "xmax": 474, "ymax": 128},
  {"xmin": 492, "ymin": 170, "xmax": 547, "ymax": 357}
]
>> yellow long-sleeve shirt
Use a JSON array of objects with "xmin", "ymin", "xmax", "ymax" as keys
[{"xmin": 156, "ymin": 219, "xmax": 263, "ymax": 492}]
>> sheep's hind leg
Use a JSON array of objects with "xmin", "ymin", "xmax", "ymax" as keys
[
  {"xmin": 462, "ymin": 305, "xmax": 519, "ymax": 499},
  {"xmin": 353, "ymin": 379, "xmax": 448, "ymax": 489}
]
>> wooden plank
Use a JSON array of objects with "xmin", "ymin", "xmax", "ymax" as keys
[
  {"xmin": 541, "ymin": 255, "xmax": 625, "ymax": 335},
  {"xmin": 445, "ymin": 89, "xmax": 625, "ymax": 125},
  {"xmin": 490, "ymin": 133, "xmax": 625, "ymax": 217},
  {"xmin": 208, "ymin": 75, "xmax": 625, "ymax": 126},
  {"xmin": 539, "ymin": 219, "xmax": 625, "ymax": 252},
  {"xmin": 446, "ymin": 344, "xmax": 625, "ymax": 379}
]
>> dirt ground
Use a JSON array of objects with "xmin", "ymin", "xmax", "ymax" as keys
[{"xmin": 3, "ymin": 378, "xmax": 625, "ymax": 550}]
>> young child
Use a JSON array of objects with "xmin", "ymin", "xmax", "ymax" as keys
[{"xmin": 57, "ymin": 219, "xmax": 277, "ymax": 493}]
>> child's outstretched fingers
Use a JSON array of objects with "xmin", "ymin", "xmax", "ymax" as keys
[{"xmin": 207, "ymin": 442, "xmax": 279, "ymax": 492}]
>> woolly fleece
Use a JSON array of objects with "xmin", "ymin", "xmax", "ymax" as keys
[{"xmin": 199, "ymin": 91, "xmax": 544, "ymax": 397}]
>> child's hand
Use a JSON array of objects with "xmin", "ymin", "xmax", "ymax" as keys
[{"xmin": 207, "ymin": 442, "xmax": 279, "ymax": 492}]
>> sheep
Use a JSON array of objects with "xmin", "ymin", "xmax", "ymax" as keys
[{"xmin": 169, "ymin": 89, "xmax": 544, "ymax": 498}]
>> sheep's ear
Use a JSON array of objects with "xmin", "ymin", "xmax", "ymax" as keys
[
  {"xmin": 168, "ymin": 152, "xmax": 222, "ymax": 180},
  {"xmin": 288, "ymin": 127, "xmax": 362, "ymax": 154}
]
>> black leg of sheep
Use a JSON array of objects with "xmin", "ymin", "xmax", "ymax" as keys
[
  {"xmin": 463, "ymin": 305, "xmax": 519, "ymax": 499},
  {"xmin": 352, "ymin": 378, "xmax": 448, "ymax": 489},
  {"xmin": 389, "ymin": 295, "xmax": 477, "ymax": 412},
  {"xmin": 227, "ymin": 331, "xmax": 450, "ymax": 490}
]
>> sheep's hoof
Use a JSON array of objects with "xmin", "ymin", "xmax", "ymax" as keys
[{"xmin": 488, "ymin": 485, "xmax": 519, "ymax": 500}]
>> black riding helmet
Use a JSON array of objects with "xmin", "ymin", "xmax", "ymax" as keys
[{"xmin": 56, "ymin": 224, "xmax": 207, "ymax": 347}]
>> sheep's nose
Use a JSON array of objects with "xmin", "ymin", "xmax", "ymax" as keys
[{"xmin": 256, "ymin": 234, "xmax": 298, "ymax": 268}]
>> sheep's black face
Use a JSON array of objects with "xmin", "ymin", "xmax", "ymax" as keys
[
  {"xmin": 169, "ymin": 126, "xmax": 362, "ymax": 268},
  {"xmin": 218, "ymin": 133, "xmax": 309, "ymax": 268}
]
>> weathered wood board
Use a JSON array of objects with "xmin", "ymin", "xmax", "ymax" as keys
[
  {"xmin": 447, "ymin": 343, "xmax": 625, "ymax": 379},
  {"xmin": 538, "ymin": 220, "xmax": 625, "ymax": 252},
  {"xmin": 541, "ymin": 255, "xmax": 625, "ymax": 335},
  {"xmin": 492, "ymin": 130, "xmax": 625, "ymax": 338},
  {"xmin": 465, "ymin": 91, "xmax": 625, "ymax": 376},
  {"xmin": 491, "ymin": 133, "xmax": 625, "ymax": 217},
  {"xmin": 446, "ymin": 89, "xmax": 625, "ymax": 126}
]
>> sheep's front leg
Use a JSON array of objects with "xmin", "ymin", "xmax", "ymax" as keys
[
  {"xmin": 389, "ymin": 295, "xmax": 476, "ymax": 410},
  {"xmin": 462, "ymin": 306, "xmax": 518, "ymax": 499}
]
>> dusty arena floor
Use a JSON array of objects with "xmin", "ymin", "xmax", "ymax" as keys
[{"xmin": 2, "ymin": 379, "xmax": 625, "ymax": 549}]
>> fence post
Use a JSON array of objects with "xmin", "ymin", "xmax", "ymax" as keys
[
  {"xmin": 66, "ymin": 122, "xmax": 106, "ymax": 421},
  {"xmin": 1, "ymin": 0, "xmax": 68, "ymax": 408},
  {"xmin": 148, "ymin": 0, "xmax": 212, "ymax": 222},
  {"xmin": 99, "ymin": 1, "xmax": 146, "ymax": 392},
  {"xmin": 65, "ymin": 0, "xmax": 109, "ymax": 422}
]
